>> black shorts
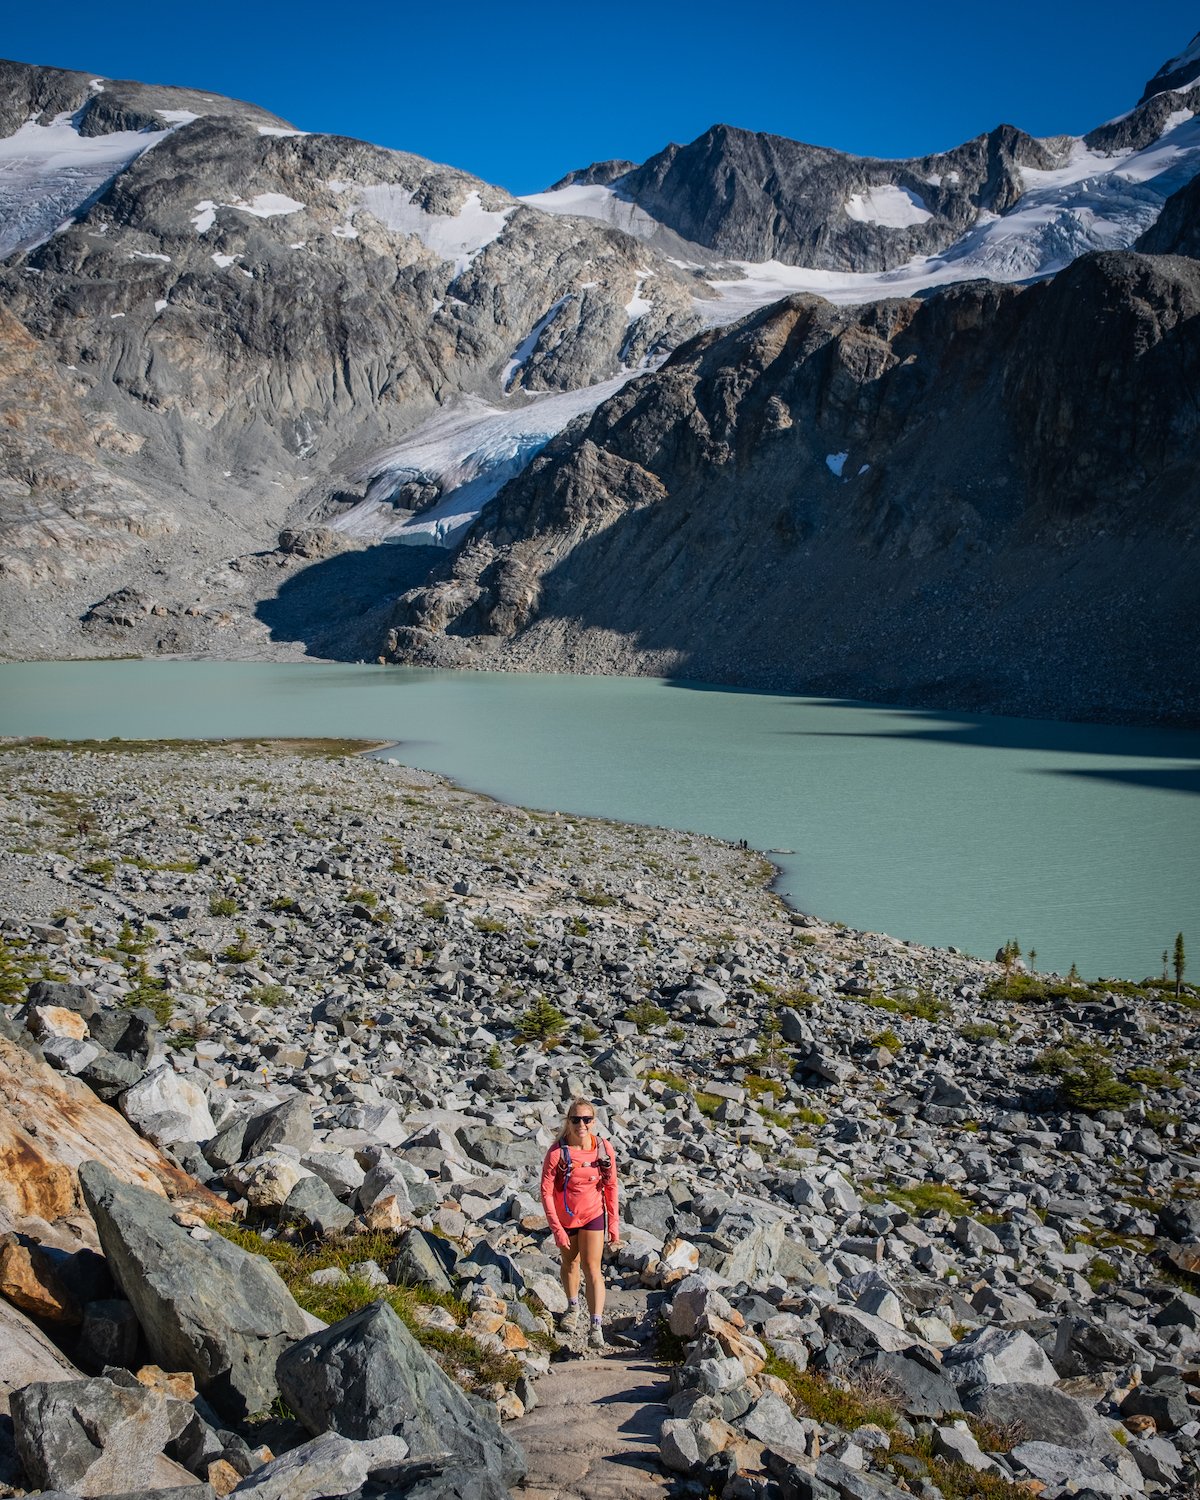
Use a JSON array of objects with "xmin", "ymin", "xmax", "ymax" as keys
[{"xmin": 567, "ymin": 1214, "xmax": 606, "ymax": 1236}]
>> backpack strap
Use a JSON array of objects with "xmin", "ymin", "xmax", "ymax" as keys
[{"xmin": 555, "ymin": 1140, "xmax": 574, "ymax": 1221}]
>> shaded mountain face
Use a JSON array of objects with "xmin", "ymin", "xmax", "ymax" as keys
[
  {"xmin": 1139, "ymin": 31, "xmax": 1200, "ymax": 104},
  {"xmin": 388, "ymin": 251, "xmax": 1200, "ymax": 725},
  {"xmin": 1138, "ymin": 171, "xmax": 1200, "ymax": 257}
]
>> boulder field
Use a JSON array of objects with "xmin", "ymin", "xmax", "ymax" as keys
[{"xmin": 0, "ymin": 738, "xmax": 1195, "ymax": 1498}]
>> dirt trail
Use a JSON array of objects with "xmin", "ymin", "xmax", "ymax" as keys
[{"xmin": 516, "ymin": 1347, "xmax": 674, "ymax": 1500}]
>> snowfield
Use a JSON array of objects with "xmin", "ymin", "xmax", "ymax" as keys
[
  {"xmin": 333, "ymin": 374, "xmax": 639, "ymax": 548},
  {"xmin": 0, "ymin": 112, "xmax": 164, "ymax": 259},
  {"xmin": 352, "ymin": 184, "xmax": 512, "ymax": 276},
  {"xmin": 844, "ymin": 184, "xmax": 933, "ymax": 227},
  {"xmin": 518, "ymin": 179, "xmax": 668, "ymax": 244}
]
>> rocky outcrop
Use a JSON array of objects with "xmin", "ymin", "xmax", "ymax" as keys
[
  {"xmin": 610, "ymin": 121, "xmax": 1061, "ymax": 271},
  {"xmin": 276, "ymin": 1299, "xmax": 525, "ymax": 1483},
  {"xmin": 388, "ymin": 250, "xmax": 1200, "ymax": 724},
  {"xmin": 11, "ymin": 1374, "xmax": 171, "ymax": 1496},
  {"xmin": 1137, "ymin": 172, "xmax": 1200, "ymax": 258},
  {"xmin": 0, "ymin": 1028, "xmax": 227, "ymax": 1241},
  {"xmin": 79, "ymin": 1161, "xmax": 310, "ymax": 1419},
  {"xmin": 0, "ymin": 303, "xmax": 173, "ymax": 602}
]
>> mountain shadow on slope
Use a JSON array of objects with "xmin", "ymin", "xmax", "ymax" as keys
[
  {"xmin": 257, "ymin": 543, "xmax": 444, "ymax": 660},
  {"xmin": 386, "ymin": 252, "xmax": 1200, "ymax": 726}
]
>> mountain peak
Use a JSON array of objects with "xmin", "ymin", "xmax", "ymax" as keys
[{"xmin": 1139, "ymin": 30, "xmax": 1200, "ymax": 104}]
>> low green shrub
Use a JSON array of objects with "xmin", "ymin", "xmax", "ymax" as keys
[
  {"xmin": 577, "ymin": 887, "xmax": 616, "ymax": 907},
  {"xmin": 624, "ymin": 999, "xmax": 669, "ymax": 1033}
]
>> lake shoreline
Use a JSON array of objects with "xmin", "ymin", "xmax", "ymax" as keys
[{"xmin": 1, "ymin": 662, "xmax": 1195, "ymax": 981}]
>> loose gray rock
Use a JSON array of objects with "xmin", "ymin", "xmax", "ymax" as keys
[
  {"xmin": 229, "ymin": 1431, "xmax": 409, "ymax": 1499},
  {"xmin": 78, "ymin": 1161, "xmax": 310, "ymax": 1419},
  {"xmin": 282, "ymin": 1175, "xmax": 355, "ymax": 1236},
  {"xmin": 388, "ymin": 1228, "xmax": 457, "ymax": 1296},
  {"xmin": 275, "ymin": 1300, "xmax": 525, "ymax": 1485},
  {"xmin": 11, "ymin": 1376, "xmax": 170, "ymax": 1496},
  {"xmin": 942, "ymin": 1325, "xmax": 1058, "ymax": 1391},
  {"xmin": 118, "ymin": 1066, "xmax": 215, "ymax": 1147}
]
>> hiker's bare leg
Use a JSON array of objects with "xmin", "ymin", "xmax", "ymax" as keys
[
  {"xmin": 558, "ymin": 1238, "xmax": 581, "ymax": 1303},
  {"xmin": 577, "ymin": 1229, "xmax": 605, "ymax": 1319}
]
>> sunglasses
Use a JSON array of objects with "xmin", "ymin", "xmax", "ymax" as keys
[{"xmin": 569, "ymin": 1115, "xmax": 594, "ymax": 1124}]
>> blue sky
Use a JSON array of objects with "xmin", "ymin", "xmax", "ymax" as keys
[{"xmin": 5, "ymin": 2, "xmax": 1198, "ymax": 194}]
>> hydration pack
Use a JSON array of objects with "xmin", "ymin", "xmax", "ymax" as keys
[{"xmin": 554, "ymin": 1136, "xmax": 612, "ymax": 1222}]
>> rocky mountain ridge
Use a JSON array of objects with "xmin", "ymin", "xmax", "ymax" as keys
[
  {"xmin": 386, "ymin": 245, "xmax": 1200, "ymax": 723},
  {"xmin": 1, "ymin": 40, "xmax": 1199, "ymax": 720}
]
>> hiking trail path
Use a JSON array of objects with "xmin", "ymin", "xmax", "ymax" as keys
[{"xmin": 516, "ymin": 1284, "xmax": 674, "ymax": 1499}]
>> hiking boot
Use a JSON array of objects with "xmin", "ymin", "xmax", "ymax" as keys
[
  {"xmin": 556, "ymin": 1304, "xmax": 579, "ymax": 1333},
  {"xmin": 588, "ymin": 1321, "xmax": 606, "ymax": 1348}
]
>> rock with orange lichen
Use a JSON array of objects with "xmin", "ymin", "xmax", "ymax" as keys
[
  {"xmin": 0, "ymin": 1032, "xmax": 230, "ymax": 1246},
  {"xmin": 0, "ymin": 1233, "xmax": 81, "ymax": 1324}
]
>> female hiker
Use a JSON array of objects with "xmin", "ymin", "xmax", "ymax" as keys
[{"xmin": 540, "ymin": 1097, "xmax": 620, "ymax": 1347}]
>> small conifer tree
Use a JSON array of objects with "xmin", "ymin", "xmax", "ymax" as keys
[{"xmin": 1174, "ymin": 932, "xmax": 1186, "ymax": 997}]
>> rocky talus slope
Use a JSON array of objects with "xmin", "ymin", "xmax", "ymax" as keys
[
  {"xmin": 388, "ymin": 246, "xmax": 1200, "ymax": 724},
  {"xmin": 0, "ymin": 739, "xmax": 1196, "ymax": 1498}
]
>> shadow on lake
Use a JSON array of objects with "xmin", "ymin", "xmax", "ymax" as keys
[{"xmin": 664, "ymin": 683, "xmax": 1200, "ymax": 793}]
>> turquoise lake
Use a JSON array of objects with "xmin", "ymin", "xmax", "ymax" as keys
[{"xmin": 0, "ymin": 660, "xmax": 1196, "ymax": 981}]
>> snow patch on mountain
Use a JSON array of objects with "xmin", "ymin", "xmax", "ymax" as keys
[
  {"xmin": 501, "ymin": 297, "xmax": 572, "ymax": 393},
  {"xmin": 0, "ymin": 112, "xmax": 163, "ymax": 259},
  {"xmin": 518, "ymin": 180, "xmax": 665, "ymax": 242},
  {"xmin": 693, "ymin": 107, "xmax": 1200, "ymax": 323},
  {"xmin": 844, "ymin": 184, "xmax": 932, "ymax": 227},
  {"xmin": 191, "ymin": 192, "xmax": 304, "ymax": 234},
  {"xmin": 625, "ymin": 273, "xmax": 653, "ymax": 319},
  {"xmin": 335, "ymin": 373, "xmax": 638, "ymax": 547},
  {"xmin": 352, "ymin": 184, "xmax": 512, "ymax": 276}
]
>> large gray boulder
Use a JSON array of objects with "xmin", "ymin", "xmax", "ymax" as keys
[
  {"xmin": 79, "ymin": 1161, "xmax": 310, "ymax": 1419},
  {"xmin": 118, "ymin": 1066, "xmax": 215, "ymax": 1147},
  {"xmin": 1010, "ymin": 1440, "xmax": 1137, "ymax": 1499},
  {"xmin": 856, "ymin": 1350, "xmax": 961, "ymax": 1420},
  {"xmin": 11, "ymin": 1376, "xmax": 169, "ymax": 1496},
  {"xmin": 32, "ymin": 1490, "xmax": 215, "ymax": 1500},
  {"xmin": 362, "ymin": 1457, "xmax": 512, "ymax": 1500},
  {"xmin": 941, "ymin": 1325, "xmax": 1058, "ymax": 1392},
  {"xmin": 967, "ymin": 1383, "xmax": 1134, "ymax": 1466},
  {"xmin": 282, "ymin": 1175, "xmax": 355, "ymax": 1237},
  {"xmin": 228, "ymin": 1432, "xmax": 409, "ymax": 1499},
  {"xmin": 275, "ymin": 1299, "xmax": 525, "ymax": 1486},
  {"xmin": 244, "ymin": 1096, "xmax": 314, "ymax": 1159},
  {"xmin": 388, "ymin": 1228, "xmax": 457, "ymax": 1295}
]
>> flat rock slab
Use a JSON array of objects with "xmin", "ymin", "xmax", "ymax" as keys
[{"xmin": 517, "ymin": 1354, "xmax": 672, "ymax": 1500}]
